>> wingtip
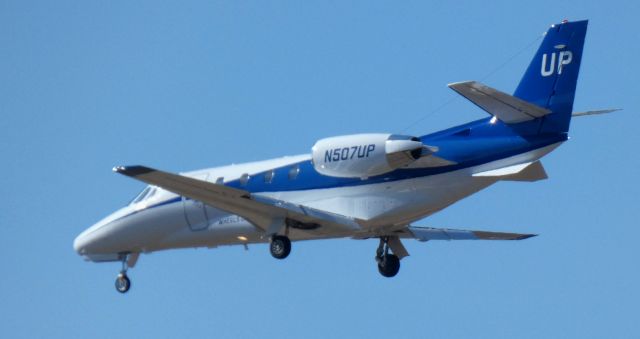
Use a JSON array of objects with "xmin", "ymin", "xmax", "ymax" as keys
[
  {"xmin": 447, "ymin": 80, "xmax": 475, "ymax": 88},
  {"xmin": 112, "ymin": 165, "xmax": 154, "ymax": 177},
  {"xmin": 472, "ymin": 231, "xmax": 538, "ymax": 240}
]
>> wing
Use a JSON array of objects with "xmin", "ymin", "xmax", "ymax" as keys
[
  {"xmin": 114, "ymin": 166, "xmax": 363, "ymax": 236},
  {"xmin": 353, "ymin": 225, "xmax": 536, "ymax": 259},
  {"xmin": 448, "ymin": 80, "xmax": 551, "ymax": 124},
  {"xmin": 399, "ymin": 225, "xmax": 536, "ymax": 241}
]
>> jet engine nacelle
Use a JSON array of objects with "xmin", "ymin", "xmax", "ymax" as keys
[{"xmin": 311, "ymin": 133, "xmax": 424, "ymax": 178}]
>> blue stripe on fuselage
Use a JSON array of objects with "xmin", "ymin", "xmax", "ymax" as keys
[
  {"xmin": 123, "ymin": 117, "xmax": 565, "ymax": 220},
  {"xmin": 224, "ymin": 117, "xmax": 567, "ymax": 193}
]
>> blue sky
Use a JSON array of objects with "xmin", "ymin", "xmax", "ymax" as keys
[{"xmin": 1, "ymin": 1, "xmax": 639, "ymax": 338}]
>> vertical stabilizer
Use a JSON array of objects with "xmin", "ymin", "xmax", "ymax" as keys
[{"xmin": 513, "ymin": 20, "xmax": 588, "ymax": 134}]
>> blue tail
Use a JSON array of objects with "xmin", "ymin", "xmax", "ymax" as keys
[{"xmin": 513, "ymin": 20, "xmax": 588, "ymax": 134}]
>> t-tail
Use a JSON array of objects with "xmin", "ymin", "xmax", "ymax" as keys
[
  {"xmin": 513, "ymin": 20, "xmax": 588, "ymax": 134},
  {"xmin": 448, "ymin": 20, "xmax": 588, "ymax": 136}
]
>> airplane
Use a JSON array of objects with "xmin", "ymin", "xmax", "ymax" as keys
[{"xmin": 74, "ymin": 20, "xmax": 613, "ymax": 293}]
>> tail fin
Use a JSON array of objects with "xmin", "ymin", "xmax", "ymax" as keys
[{"xmin": 513, "ymin": 20, "xmax": 588, "ymax": 134}]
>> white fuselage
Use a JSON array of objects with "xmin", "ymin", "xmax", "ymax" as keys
[{"xmin": 73, "ymin": 142, "xmax": 560, "ymax": 262}]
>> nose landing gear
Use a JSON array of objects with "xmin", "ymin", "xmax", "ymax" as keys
[
  {"xmin": 114, "ymin": 253, "xmax": 136, "ymax": 294},
  {"xmin": 375, "ymin": 237, "xmax": 401, "ymax": 278},
  {"xmin": 115, "ymin": 272, "xmax": 131, "ymax": 293}
]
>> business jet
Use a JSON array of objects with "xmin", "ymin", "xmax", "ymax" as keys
[{"xmin": 74, "ymin": 20, "xmax": 613, "ymax": 293}]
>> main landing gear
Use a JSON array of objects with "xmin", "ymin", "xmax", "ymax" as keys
[
  {"xmin": 269, "ymin": 235, "xmax": 291, "ymax": 259},
  {"xmin": 376, "ymin": 237, "xmax": 401, "ymax": 278},
  {"xmin": 115, "ymin": 254, "xmax": 133, "ymax": 293}
]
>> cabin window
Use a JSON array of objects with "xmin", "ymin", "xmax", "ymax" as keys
[
  {"xmin": 145, "ymin": 187, "xmax": 156, "ymax": 200},
  {"xmin": 215, "ymin": 177, "xmax": 224, "ymax": 184},
  {"xmin": 288, "ymin": 165, "xmax": 300, "ymax": 180},
  {"xmin": 264, "ymin": 170, "xmax": 275, "ymax": 184},
  {"xmin": 240, "ymin": 173, "xmax": 250, "ymax": 186},
  {"xmin": 129, "ymin": 186, "xmax": 156, "ymax": 205}
]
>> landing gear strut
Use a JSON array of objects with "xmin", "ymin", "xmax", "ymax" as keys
[
  {"xmin": 115, "ymin": 255, "xmax": 131, "ymax": 293},
  {"xmin": 270, "ymin": 235, "xmax": 291, "ymax": 259},
  {"xmin": 375, "ymin": 237, "xmax": 400, "ymax": 278}
]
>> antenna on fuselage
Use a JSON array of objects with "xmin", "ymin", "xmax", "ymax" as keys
[{"xmin": 399, "ymin": 31, "xmax": 544, "ymax": 134}]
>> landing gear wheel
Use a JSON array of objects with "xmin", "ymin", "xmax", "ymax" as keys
[
  {"xmin": 115, "ymin": 273, "xmax": 131, "ymax": 293},
  {"xmin": 375, "ymin": 237, "xmax": 401, "ymax": 278},
  {"xmin": 115, "ymin": 254, "xmax": 132, "ymax": 293},
  {"xmin": 377, "ymin": 254, "xmax": 400, "ymax": 278},
  {"xmin": 270, "ymin": 235, "xmax": 291, "ymax": 259}
]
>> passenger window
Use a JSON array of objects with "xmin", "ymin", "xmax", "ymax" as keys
[
  {"xmin": 145, "ymin": 187, "xmax": 156, "ymax": 200},
  {"xmin": 264, "ymin": 170, "xmax": 275, "ymax": 184},
  {"xmin": 130, "ymin": 186, "xmax": 153, "ymax": 205},
  {"xmin": 240, "ymin": 173, "xmax": 250, "ymax": 186},
  {"xmin": 288, "ymin": 165, "xmax": 300, "ymax": 180}
]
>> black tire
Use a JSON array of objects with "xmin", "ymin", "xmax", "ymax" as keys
[
  {"xmin": 377, "ymin": 254, "xmax": 400, "ymax": 278},
  {"xmin": 115, "ymin": 274, "xmax": 131, "ymax": 293},
  {"xmin": 270, "ymin": 235, "xmax": 291, "ymax": 259}
]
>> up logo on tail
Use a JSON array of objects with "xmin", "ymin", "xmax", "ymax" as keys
[{"xmin": 541, "ymin": 45, "xmax": 573, "ymax": 77}]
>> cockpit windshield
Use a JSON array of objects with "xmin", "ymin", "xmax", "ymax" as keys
[{"xmin": 129, "ymin": 186, "xmax": 157, "ymax": 205}]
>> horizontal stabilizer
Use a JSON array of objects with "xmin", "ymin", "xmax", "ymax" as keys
[
  {"xmin": 448, "ymin": 81, "xmax": 551, "ymax": 124},
  {"xmin": 473, "ymin": 161, "xmax": 547, "ymax": 182},
  {"xmin": 572, "ymin": 108, "xmax": 621, "ymax": 117},
  {"xmin": 405, "ymin": 226, "xmax": 536, "ymax": 241}
]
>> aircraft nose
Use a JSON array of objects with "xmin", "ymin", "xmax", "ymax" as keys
[
  {"xmin": 74, "ymin": 220, "xmax": 107, "ymax": 255},
  {"xmin": 74, "ymin": 206, "xmax": 136, "ymax": 257},
  {"xmin": 73, "ymin": 230, "xmax": 92, "ymax": 255}
]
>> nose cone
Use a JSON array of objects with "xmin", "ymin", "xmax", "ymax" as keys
[
  {"xmin": 73, "ymin": 206, "xmax": 138, "ymax": 259},
  {"xmin": 73, "ymin": 220, "xmax": 125, "ymax": 262},
  {"xmin": 73, "ymin": 230, "xmax": 91, "ymax": 255},
  {"xmin": 74, "ymin": 221, "xmax": 105, "ymax": 256},
  {"xmin": 73, "ymin": 213, "xmax": 118, "ymax": 255}
]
